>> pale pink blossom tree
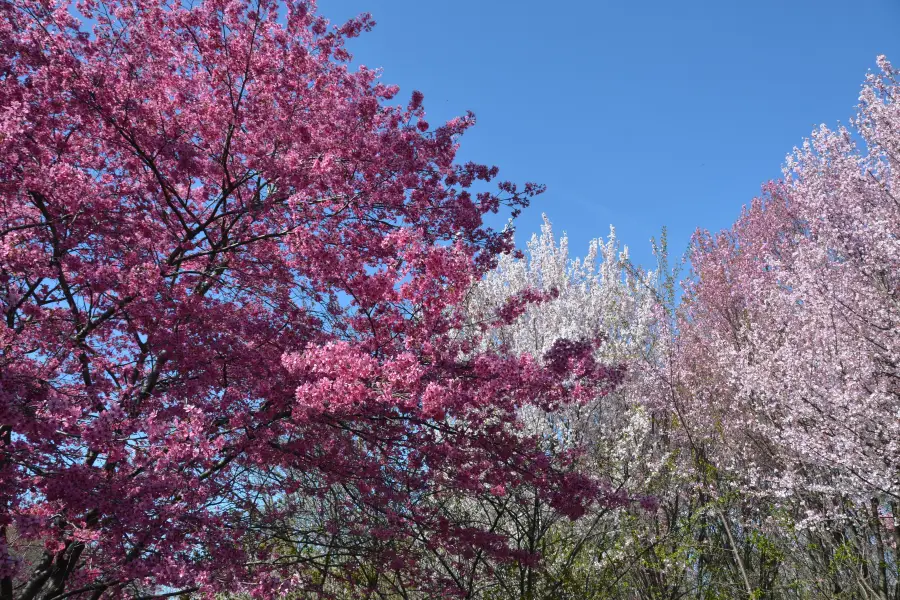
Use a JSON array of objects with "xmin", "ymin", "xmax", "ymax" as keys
[
  {"xmin": 664, "ymin": 55, "xmax": 900, "ymax": 599},
  {"xmin": 681, "ymin": 56, "xmax": 900, "ymax": 502}
]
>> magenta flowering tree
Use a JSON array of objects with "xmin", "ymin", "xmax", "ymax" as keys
[{"xmin": 0, "ymin": 0, "xmax": 617, "ymax": 597}]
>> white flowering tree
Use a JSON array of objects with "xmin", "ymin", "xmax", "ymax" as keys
[
  {"xmin": 470, "ymin": 214, "xmax": 665, "ymax": 461},
  {"xmin": 438, "ymin": 216, "xmax": 676, "ymax": 598}
]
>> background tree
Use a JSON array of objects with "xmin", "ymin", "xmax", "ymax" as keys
[{"xmin": 656, "ymin": 55, "xmax": 900, "ymax": 599}]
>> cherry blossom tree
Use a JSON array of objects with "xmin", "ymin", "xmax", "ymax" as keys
[
  {"xmin": 0, "ymin": 1, "xmax": 618, "ymax": 598},
  {"xmin": 682, "ymin": 56, "xmax": 900, "ymax": 505},
  {"xmin": 666, "ymin": 56, "xmax": 900, "ymax": 598}
]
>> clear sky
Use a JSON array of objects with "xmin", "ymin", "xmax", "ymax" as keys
[{"xmin": 321, "ymin": 0, "xmax": 900, "ymax": 269}]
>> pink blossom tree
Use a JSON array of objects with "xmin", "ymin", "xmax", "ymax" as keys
[
  {"xmin": 0, "ymin": 1, "xmax": 616, "ymax": 597},
  {"xmin": 664, "ymin": 56, "xmax": 900, "ymax": 598},
  {"xmin": 682, "ymin": 57, "xmax": 900, "ymax": 503}
]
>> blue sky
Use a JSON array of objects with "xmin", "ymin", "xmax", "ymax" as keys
[{"xmin": 322, "ymin": 0, "xmax": 900, "ymax": 270}]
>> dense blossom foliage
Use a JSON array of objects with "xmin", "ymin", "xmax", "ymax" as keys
[
  {"xmin": 0, "ymin": 1, "xmax": 619, "ymax": 598},
  {"xmin": 680, "ymin": 56, "xmax": 900, "ymax": 504}
]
